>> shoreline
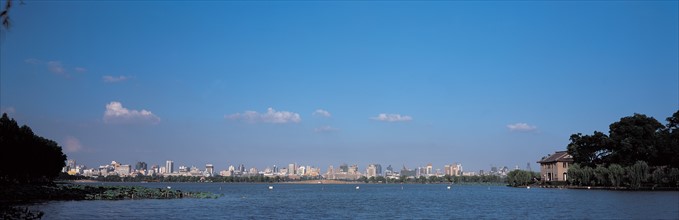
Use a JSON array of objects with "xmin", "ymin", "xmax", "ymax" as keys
[{"xmin": 513, "ymin": 184, "xmax": 679, "ymax": 191}]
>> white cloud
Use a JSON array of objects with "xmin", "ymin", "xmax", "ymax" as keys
[
  {"xmin": 47, "ymin": 61, "xmax": 65, "ymax": 74},
  {"xmin": 507, "ymin": 123, "xmax": 537, "ymax": 132},
  {"xmin": 371, "ymin": 113, "xmax": 412, "ymax": 122},
  {"xmin": 314, "ymin": 125, "xmax": 338, "ymax": 133},
  {"xmin": 63, "ymin": 136, "xmax": 83, "ymax": 153},
  {"xmin": 226, "ymin": 107, "xmax": 301, "ymax": 124},
  {"xmin": 102, "ymin": 75, "xmax": 129, "ymax": 83},
  {"xmin": 103, "ymin": 101, "xmax": 160, "ymax": 124},
  {"xmin": 313, "ymin": 109, "xmax": 331, "ymax": 117},
  {"xmin": 75, "ymin": 67, "xmax": 87, "ymax": 73}
]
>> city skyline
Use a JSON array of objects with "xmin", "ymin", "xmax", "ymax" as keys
[
  {"xmin": 1, "ymin": 1, "xmax": 677, "ymax": 172},
  {"xmin": 63, "ymin": 158, "xmax": 517, "ymax": 180}
]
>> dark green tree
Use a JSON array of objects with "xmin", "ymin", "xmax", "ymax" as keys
[
  {"xmin": 658, "ymin": 110, "xmax": 679, "ymax": 167},
  {"xmin": 567, "ymin": 131, "xmax": 611, "ymax": 167},
  {"xmin": 0, "ymin": 113, "xmax": 67, "ymax": 184},
  {"xmin": 608, "ymin": 114, "xmax": 664, "ymax": 166}
]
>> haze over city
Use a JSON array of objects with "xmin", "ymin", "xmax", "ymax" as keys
[{"xmin": 1, "ymin": 1, "xmax": 677, "ymax": 172}]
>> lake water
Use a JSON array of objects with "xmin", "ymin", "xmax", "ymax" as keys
[{"xmin": 29, "ymin": 182, "xmax": 679, "ymax": 219}]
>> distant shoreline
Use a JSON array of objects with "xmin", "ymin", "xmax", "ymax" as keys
[{"xmin": 514, "ymin": 185, "xmax": 679, "ymax": 191}]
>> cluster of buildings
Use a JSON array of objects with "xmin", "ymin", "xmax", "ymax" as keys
[
  {"xmin": 63, "ymin": 160, "xmax": 217, "ymax": 178},
  {"xmin": 63, "ymin": 150, "xmax": 577, "ymax": 183},
  {"xmin": 64, "ymin": 160, "xmax": 524, "ymax": 180},
  {"xmin": 323, "ymin": 163, "xmax": 467, "ymax": 180}
]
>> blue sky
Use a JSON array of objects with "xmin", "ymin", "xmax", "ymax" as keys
[{"xmin": 1, "ymin": 1, "xmax": 677, "ymax": 173}]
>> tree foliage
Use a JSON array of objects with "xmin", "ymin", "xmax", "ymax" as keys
[
  {"xmin": 0, "ymin": 113, "xmax": 67, "ymax": 184},
  {"xmin": 567, "ymin": 131, "xmax": 611, "ymax": 167},
  {"xmin": 608, "ymin": 114, "xmax": 664, "ymax": 166},
  {"xmin": 593, "ymin": 165, "xmax": 609, "ymax": 186},
  {"xmin": 626, "ymin": 161, "xmax": 649, "ymax": 189},
  {"xmin": 607, "ymin": 164, "xmax": 624, "ymax": 188},
  {"xmin": 506, "ymin": 170, "xmax": 538, "ymax": 187},
  {"xmin": 567, "ymin": 111, "xmax": 679, "ymax": 168}
]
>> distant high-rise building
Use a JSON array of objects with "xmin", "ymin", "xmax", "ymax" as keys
[
  {"xmin": 152, "ymin": 164, "xmax": 160, "ymax": 174},
  {"xmin": 339, "ymin": 164, "xmax": 349, "ymax": 173},
  {"xmin": 386, "ymin": 165, "xmax": 393, "ymax": 173},
  {"xmin": 115, "ymin": 164, "xmax": 131, "ymax": 176},
  {"xmin": 366, "ymin": 164, "xmax": 378, "ymax": 178},
  {"xmin": 135, "ymin": 162, "xmax": 147, "ymax": 171},
  {"xmin": 273, "ymin": 165, "xmax": 278, "ymax": 173},
  {"xmin": 375, "ymin": 164, "xmax": 382, "ymax": 175},
  {"xmin": 205, "ymin": 164, "xmax": 214, "ymax": 177},
  {"xmin": 238, "ymin": 164, "xmax": 246, "ymax": 173},
  {"xmin": 426, "ymin": 163, "xmax": 433, "ymax": 175},
  {"xmin": 400, "ymin": 165, "xmax": 416, "ymax": 177},
  {"xmin": 166, "ymin": 160, "xmax": 174, "ymax": 174},
  {"xmin": 526, "ymin": 162, "xmax": 532, "ymax": 172},
  {"xmin": 348, "ymin": 164, "xmax": 359, "ymax": 174},
  {"xmin": 288, "ymin": 163, "xmax": 296, "ymax": 175}
]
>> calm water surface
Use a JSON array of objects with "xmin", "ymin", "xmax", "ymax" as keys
[{"xmin": 30, "ymin": 183, "xmax": 679, "ymax": 219}]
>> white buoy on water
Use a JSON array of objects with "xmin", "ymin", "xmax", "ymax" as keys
[
  {"xmin": 587, "ymin": 186, "xmax": 591, "ymax": 189},
  {"xmin": 447, "ymin": 186, "xmax": 451, "ymax": 190},
  {"xmin": 268, "ymin": 186, "xmax": 274, "ymax": 190},
  {"xmin": 527, "ymin": 186, "xmax": 531, "ymax": 189},
  {"xmin": 166, "ymin": 186, "xmax": 171, "ymax": 189},
  {"xmin": 355, "ymin": 186, "xmax": 360, "ymax": 190}
]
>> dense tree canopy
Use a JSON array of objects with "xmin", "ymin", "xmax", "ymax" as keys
[
  {"xmin": 567, "ymin": 111, "xmax": 679, "ymax": 168},
  {"xmin": 0, "ymin": 113, "xmax": 67, "ymax": 184}
]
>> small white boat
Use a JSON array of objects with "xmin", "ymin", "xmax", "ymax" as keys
[
  {"xmin": 355, "ymin": 186, "xmax": 360, "ymax": 190},
  {"xmin": 447, "ymin": 186, "xmax": 451, "ymax": 190},
  {"xmin": 268, "ymin": 186, "xmax": 274, "ymax": 190}
]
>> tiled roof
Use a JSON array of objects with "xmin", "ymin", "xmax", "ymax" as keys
[{"xmin": 537, "ymin": 151, "xmax": 573, "ymax": 163}]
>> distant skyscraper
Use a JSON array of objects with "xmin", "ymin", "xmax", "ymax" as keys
[
  {"xmin": 426, "ymin": 163, "xmax": 433, "ymax": 175},
  {"xmin": 135, "ymin": 162, "xmax": 147, "ymax": 171},
  {"xmin": 349, "ymin": 164, "xmax": 358, "ymax": 174},
  {"xmin": 375, "ymin": 164, "xmax": 382, "ymax": 175},
  {"xmin": 288, "ymin": 163, "xmax": 296, "ymax": 175},
  {"xmin": 339, "ymin": 164, "xmax": 349, "ymax": 173},
  {"xmin": 205, "ymin": 164, "xmax": 214, "ymax": 177},
  {"xmin": 152, "ymin": 164, "xmax": 159, "ymax": 174},
  {"xmin": 166, "ymin": 160, "xmax": 174, "ymax": 174},
  {"xmin": 238, "ymin": 164, "xmax": 246, "ymax": 173},
  {"xmin": 386, "ymin": 165, "xmax": 393, "ymax": 173},
  {"xmin": 366, "ymin": 164, "xmax": 378, "ymax": 178},
  {"xmin": 401, "ymin": 165, "xmax": 416, "ymax": 177}
]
